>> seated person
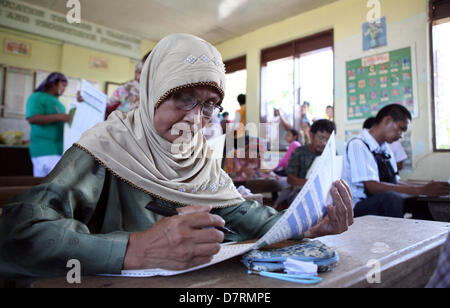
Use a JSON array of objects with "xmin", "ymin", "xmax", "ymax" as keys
[
  {"xmin": 343, "ymin": 104, "xmax": 450, "ymax": 219},
  {"xmin": 285, "ymin": 119, "xmax": 336, "ymax": 203},
  {"xmin": 273, "ymin": 129, "xmax": 301, "ymax": 177},
  {"xmin": 300, "ymin": 121, "xmax": 312, "ymax": 145},
  {"xmin": 363, "ymin": 117, "xmax": 408, "ymax": 171},
  {"xmin": 388, "ymin": 141, "xmax": 408, "ymax": 171},
  {"xmin": 0, "ymin": 34, "xmax": 353, "ymax": 278},
  {"xmin": 225, "ymin": 136, "xmax": 269, "ymax": 181}
]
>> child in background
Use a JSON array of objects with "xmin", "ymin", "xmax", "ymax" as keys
[{"xmin": 273, "ymin": 129, "xmax": 301, "ymax": 177}]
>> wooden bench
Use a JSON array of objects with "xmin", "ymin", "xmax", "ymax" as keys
[{"xmin": 0, "ymin": 176, "xmax": 43, "ymax": 187}]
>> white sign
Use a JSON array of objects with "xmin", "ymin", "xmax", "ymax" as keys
[{"xmin": 0, "ymin": 0, "xmax": 142, "ymax": 59}]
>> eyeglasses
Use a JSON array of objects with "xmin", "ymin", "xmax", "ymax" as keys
[{"xmin": 172, "ymin": 92, "xmax": 223, "ymax": 119}]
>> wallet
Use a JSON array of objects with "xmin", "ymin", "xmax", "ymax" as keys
[{"xmin": 242, "ymin": 240, "xmax": 339, "ymax": 273}]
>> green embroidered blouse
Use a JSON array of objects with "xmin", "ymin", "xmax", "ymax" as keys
[{"xmin": 0, "ymin": 146, "xmax": 287, "ymax": 278}]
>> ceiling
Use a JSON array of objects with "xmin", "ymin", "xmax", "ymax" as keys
[{"xmin": 22, "ymin": 0, "xmax": 337, "ymax": 44}]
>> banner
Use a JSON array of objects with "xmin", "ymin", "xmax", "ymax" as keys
[{"xmin": 0, "ymin": 0, "xmax": 142, "ymax": 59}]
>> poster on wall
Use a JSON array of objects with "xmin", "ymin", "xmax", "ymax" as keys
[
  {"xmin": 3, "ymin": 38, "xmax": 32, "ymax": 57},
  {"xmin": 346, "ymin": 46, "xmax": 417, "ymax": 122},
  {"xmin": 3, "ymin": 67, "xmax": 34, "ymax": 118},
  {"xmin": 362, "ymin": 17, "xmax": 387, "ymax": 51}
]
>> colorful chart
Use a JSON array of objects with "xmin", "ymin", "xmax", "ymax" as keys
[{"xmin": 346, "ymin": 47, "xmax": 415, "ymax": 121}]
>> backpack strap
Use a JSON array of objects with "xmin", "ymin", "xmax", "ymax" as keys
[{"xmin": 346, "ymin": 137, "xmax": 371, "ymax": 156}]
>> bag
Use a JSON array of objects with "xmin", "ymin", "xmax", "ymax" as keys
[
  {"xmin": 347, "ymin": 138, "xmax": 398, "ymax": 185},
  {"xmin": 241, "ymin": 240, "xmax": 339, "ymax": 273}
]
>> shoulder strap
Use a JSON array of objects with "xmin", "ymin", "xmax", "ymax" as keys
[{"xmin": 346, "ymin": 137, "xmax": 371, "ymax": 155}]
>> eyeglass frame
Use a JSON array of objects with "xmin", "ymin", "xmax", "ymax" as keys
[{"xmin": 170, "ymin": 91, "xmax": 224, "ymax": 119}]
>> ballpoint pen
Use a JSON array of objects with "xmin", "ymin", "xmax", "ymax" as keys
[{"xmin": 145, "ymin": 201, "xmax": 237, "ymax": 235}]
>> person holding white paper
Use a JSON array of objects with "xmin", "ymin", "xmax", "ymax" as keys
[
  {"xmin": 26, "ymin": 72, "xmax": 83, "ymax": 177},
  {"xmin": 0, "ymin": 34, "xmax": 353, "ymax": 278}
]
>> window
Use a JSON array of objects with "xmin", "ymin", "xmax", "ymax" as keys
[
  {"xmin": 260, "ymin": 31, "xmax": 334, "ymax": 149},
  {"xmin": 431, "ymin": 0, "xmax": 450, "ymax": 151},
  {"xmin": 297, "ymin": 47, "xmax": 334, "ymax": 123},
  {"xmin": 223, "ymin": 56, "xmax": 247, "ymax": 121}
]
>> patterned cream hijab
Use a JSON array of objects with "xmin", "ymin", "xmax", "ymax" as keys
[{"xmin": 75, "ymin": 33, "xmax": 244, "ymax": 208}]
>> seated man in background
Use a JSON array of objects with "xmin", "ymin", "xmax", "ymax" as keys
[
  {"xmin": 344, "ymin": 104, "xmax": 450, "ymax": 219},
  {"xmin": 284, "ymin": 119, "xmax": 336, "ymax": 204},
  {"xmin": 363, "ymin": 117, "xmax": 408, "ymax": 171}
]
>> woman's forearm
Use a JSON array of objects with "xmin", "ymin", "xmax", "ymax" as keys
[{"xmin": 27, "ymin": 114, "xmax": 69, "ymax": 125}]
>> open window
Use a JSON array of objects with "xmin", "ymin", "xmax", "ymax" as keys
[
  {"xmin": 260, "ymin": 30, "xmax": 334, "ymax": 150},
  {"xmin": 430, "ymin": 0, "xmax": 450, "ymax": 151},
  {"xmin": 223, "ymin": 56, "xmax": 247, "ymax": 121}
]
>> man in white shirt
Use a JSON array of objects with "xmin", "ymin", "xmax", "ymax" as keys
[
  {"xmin": 363, "ymin": 117, "xmax": 409, "ymax": 171},
  {"xmin": 343, "ymin": 104, "xmax": 450, "ymax": 219}
]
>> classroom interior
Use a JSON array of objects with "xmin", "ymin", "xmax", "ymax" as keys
[{"xmin": 0, "ymin": 0, "xmax": 449, "ymax": 288}]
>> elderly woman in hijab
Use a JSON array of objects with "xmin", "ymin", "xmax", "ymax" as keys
[
  {"xmin": 0, "ymin": 34, "xmax": 353, "ymax": 278},
  {"xmin": 26, "ymin": 72, "xmax": 80, "ymax": 177}
]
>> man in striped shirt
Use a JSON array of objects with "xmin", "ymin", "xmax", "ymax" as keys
[{"xmin": 343, "ymin": 104, "xmax": 450, "ymax": 219}]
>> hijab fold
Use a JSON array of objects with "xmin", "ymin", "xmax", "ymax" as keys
[{"xmin": 76, "ymin": 34, "xmax": 244, "ymax": 208}]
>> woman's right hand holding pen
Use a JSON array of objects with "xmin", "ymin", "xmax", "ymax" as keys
[{"xmin": 123, "ymin": 205, "xmax": 225, "ymax": 271}]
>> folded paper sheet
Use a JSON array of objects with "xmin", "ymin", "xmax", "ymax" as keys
[{"xmin": 284, "ymin": 258, "xmax": 318, "ymax": 276}]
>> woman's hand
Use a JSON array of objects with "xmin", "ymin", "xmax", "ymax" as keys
[
  {"xmin": 123, "ymin": 205, "xmax": 225, "ymax": 271},
  {"xmin": 76, "ymin": 91, "xmax": 84, "ymax": 102},
  {"xmin": 306, "ymin": 180, "xmax": 354, "ymax": 238}
]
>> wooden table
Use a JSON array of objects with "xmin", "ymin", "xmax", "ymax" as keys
[
  {"xmin": 24, "ymin": 216, "xmax": 450, "ymax": 288},
  {"xmin": 234, "ymin": 178, "xmax": 289, "ymax": 204},
  {"xmin": 418, "ymin": 196, "xmax": 450, "ymax": 222}
]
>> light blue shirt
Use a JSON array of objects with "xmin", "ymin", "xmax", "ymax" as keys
[{"xmin": 342, "ymin": 129, "xmax": 399, "ymax": 206}]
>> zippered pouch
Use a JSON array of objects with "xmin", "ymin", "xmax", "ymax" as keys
[{"xmin": 241, "ymin": 240, "xmax": 339, "ymax": 273}]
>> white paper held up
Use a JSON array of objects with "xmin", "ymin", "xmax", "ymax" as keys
[{"xmin": 63, "ymin": 80, "xmax": 107, "ymax": 152}]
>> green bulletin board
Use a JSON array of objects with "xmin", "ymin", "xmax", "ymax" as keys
[{"xmin": 346, "ymin": 47, "xmax": 416, "ymax": 121}]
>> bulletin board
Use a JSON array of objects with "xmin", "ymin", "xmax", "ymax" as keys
[
  {"xmin": 3, "ymin": 67, "xmax": 34, "ymax": 118},
  {"xmin": 105, "ymin": 81, "xmax": 121, "ymax": 98},
  {"xmin": 34, "ymin": 70, "xmax": 50, "ymax": 90},
  {"xmin": 346, "ymin": 46, "xmax": 417, "ymax": 121},
  {"xmin": 0, "ymin": 65, "xmax": 4, "ymax": 110}
]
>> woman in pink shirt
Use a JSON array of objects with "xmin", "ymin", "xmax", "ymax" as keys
[{"xmin": 274, "ymin": 129, "xmax": 301, "ymax": 177}]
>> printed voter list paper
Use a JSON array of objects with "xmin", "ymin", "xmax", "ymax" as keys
[{"xmin": 255, "ymin": 132, "xmax": 338, "ymax": 248}]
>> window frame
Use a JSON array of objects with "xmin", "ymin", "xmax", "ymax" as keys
[
  {"xmin": 429, "ymin": 0, "xmax": 450, "ymax": 152},
  {"xmin": 259, "ymin": 29, "xmax": 334, "ymax": 126},
  {"xmin": 224, "ymin": 55, "xmax": 246, "ymax": 74}
]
